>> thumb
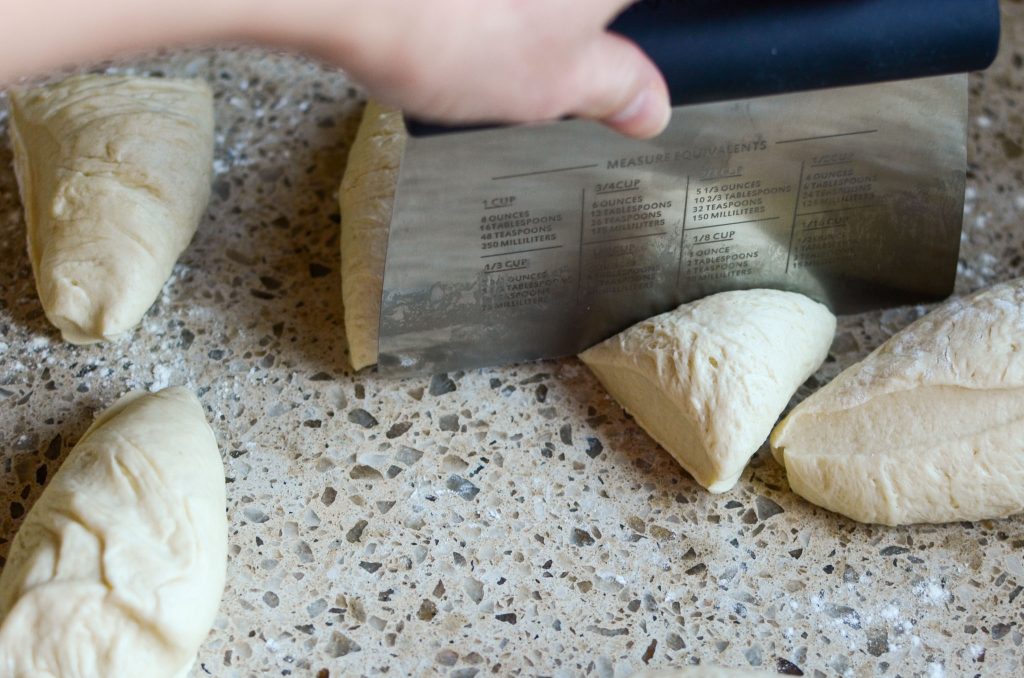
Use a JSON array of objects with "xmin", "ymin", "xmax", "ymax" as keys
[{"xmin": 571, "ymin": 33, "xmax": 671, "ymax": 139}]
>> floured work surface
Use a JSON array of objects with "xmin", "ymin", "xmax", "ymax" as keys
[
  {"xmin": 380, "ymin": 76, "xmax": 968, "ymax": 374},
  {"xmin": 2, "ymin": 33, "xmax": 1024, "ymax": 678}
]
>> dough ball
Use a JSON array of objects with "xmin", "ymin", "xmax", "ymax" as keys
[
  {"xmin": 339, "ymin": 101, "xmax": 406, "ymax": 370},
  {"xmin": 580, "ymin": 289, "xmax": 835, "ymax": 493},
  {"xmin": 8, "ymin": 74, "xmax": 214, "ymax": 343},
  {"xmin": 0, "ymin": 387, "xmax": 227, "ymax": 677},
  {"xmin": 771, "ymin": 278, "xmax": 1024, "ymax": 525}
]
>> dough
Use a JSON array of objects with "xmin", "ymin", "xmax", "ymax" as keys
[
  {"xmin": 0, "ymin": 387, "xmax": 227, "ymax": 678},
  {"xmin": 339, "ymin": 101, "xmax": 406, "ymax": 370},
  {"xmin": 771, "ymin": 278, "xmax": 1024, "ymax": 526},
  {"xmin": 629, "ymin": 668, "xmax": 775, "ymax": 678},
  {"xmin": 8, "ymin": 74, "xmax": 215, "ymax": 343},
  {"xmin": 580, "ymin": 289, "xmax": 835, "ymax": 493}
]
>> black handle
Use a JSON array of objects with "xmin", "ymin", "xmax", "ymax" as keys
[
  {"xmin": 615, "ymin": 0, "xmax": 1001, "ymax": 106},
  {"xmin": 409, "ymin": 0, "xmax": 1000, "ymax": 136}
]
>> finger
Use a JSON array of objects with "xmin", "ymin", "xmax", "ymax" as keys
[{"xmin": 570, "ymin": 33, "xmax": 671, "ymax": 139}]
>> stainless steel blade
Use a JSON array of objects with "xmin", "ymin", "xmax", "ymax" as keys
[{"xmin": 378, "ymin": 75, "xmax": 968, "ymax": 375}]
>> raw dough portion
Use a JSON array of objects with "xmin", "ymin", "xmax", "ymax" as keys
[
  {"xmin": 580, "ymin": 289, "xmax": 835, "ymax": 493},
  {"xmin": 339, "ymin": 101, "xmax": 407, "ymax": 370},
  {"xmin": 629, "ymin": 668, "xmax": 776, "ymax": 678},
  {"xmin": 8, "ymin": 74, "xmax": 214, "ymax": 343},
  {"xmin": 771, "ymin": 278, "xmax": 1024, "ymax": 526},
  {"xmin": 0, "ymin": 387, "xmax": 227, "ymax": 678}
]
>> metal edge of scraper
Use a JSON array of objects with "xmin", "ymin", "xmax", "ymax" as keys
[{"xmin": 375, "ymin": 74, "xmax": 972, "ymax": 375}]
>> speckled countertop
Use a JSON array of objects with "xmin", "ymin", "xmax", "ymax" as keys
[{"xmin": 1, "ymin": 8, "xmax": 1023, "ymax": 678}]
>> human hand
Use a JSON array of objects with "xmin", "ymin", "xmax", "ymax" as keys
[
  {"xmin": 3, "ymin": 0, "xmax": 670, "ymax": 138},
  {"xmin": 280, "ymin": 0, "xmax": 672, "ymax": 138}
]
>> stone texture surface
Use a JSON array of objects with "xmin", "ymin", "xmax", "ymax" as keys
[{"xmin": 1, "ymin": 7, "xmax": 1023, "ymax": 677}]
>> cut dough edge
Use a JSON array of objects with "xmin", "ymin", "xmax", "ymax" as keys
[
  {"xmin": 583, "ymin": 357, "xmax": 731, "ymax": 491},
  {"xmin": 768, "ymin": 278, "xmax": 1024, "ymax": 523},
  {"xmin": 339, "ymin": 101, "xmax": 406, "ymax": 370},
  {"xmin": 772, "ymin": 383, "xmax": 1024, "ymax": 525}
]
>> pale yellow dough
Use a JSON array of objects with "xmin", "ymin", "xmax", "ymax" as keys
[
  {"xmin": 580, "ymin": 289, "xmax": 836, "ymax": 493},
  {"xmin": 8, "ymin": 74, "xmax": 214, "ymax": 343},
  {"xmin": 771, "ymin": 278, "xmax": 1024, "ymax": 526},
  {"xmin": 339, "ymin": 101, "xmax": 407, "ymax": 370},
  {"xmin": 0, "ymin": 387, "xmax": 227, "ymax": 678}
]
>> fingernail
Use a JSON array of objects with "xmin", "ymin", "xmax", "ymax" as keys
[{"xmin": 608, "ymin": 86, "xmax": 671, "ymax": 138}]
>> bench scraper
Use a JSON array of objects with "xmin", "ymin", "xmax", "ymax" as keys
[{"xmin": 377, "ymin": 0, "xmax": 1001, "ymax": 375}]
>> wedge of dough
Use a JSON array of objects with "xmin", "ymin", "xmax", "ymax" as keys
[
  {"xmin": 339, "ymin": 101, "xmax": 407, "ymax": 370},
  {"xmin": 771, "ymin": 278, "xmax": 1024, "ymax": 526},
  {"xmin": 8, "ymin": 74, "xmax": 214, "ymax": 343},
  {"xmin": 0, "ymin": 387, "xmax": 227, "ymax": 678},
  {"xmin": 580, "ymin": 289, "xmax": 836, "ymax": 493}
]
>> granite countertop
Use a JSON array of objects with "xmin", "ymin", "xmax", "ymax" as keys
[{"xmin": 1, "ymin": 7, "xmax": 1023, "ymax": 678}]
